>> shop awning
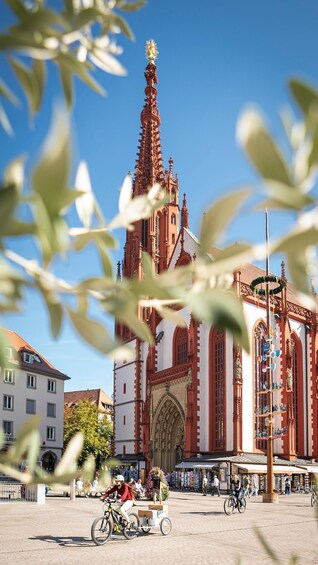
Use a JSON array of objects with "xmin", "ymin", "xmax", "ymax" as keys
[
  {"xmin": 238, "ymin": 464, "xmax": 306, "ymax": 474},
  {"xmin": 175, "ymin": 462, "xmax": 217, "ymax": 469},
  {"xmin": 298, "ymin": 465, "xmax": 318, "ymax": 474}
]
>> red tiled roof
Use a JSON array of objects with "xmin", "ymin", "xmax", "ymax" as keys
[
  {"xmin": 1, "ymin": 328, "xmax": 69, "ymax": 380},
  {"xmin": 64, "ymin": 389, "xmax": 113, "ymax": 410}
]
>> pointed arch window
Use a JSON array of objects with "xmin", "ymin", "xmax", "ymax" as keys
[
  {"xmin": 254, "ymin": 321, "xmax": 267, "ymax": 452},
  {"xmin": 156, "ymin": 213, "xmax": 161, "ymax": 252},
  {"xmin": 209, "ymin": 328, "xmax": 225, "ymax": 451},
  {"xmin": 141, "ymin": 219, "xmax": 149, "ymax": 248},
  {"xmin": 290, "ymin": 334, "xmax": 304, "ymax": 455},
  {"xmin": 173, "ymin": 328, "xmax": 188, "ymax": 365},
  {"xmin": 171, "ymin": 213, "xmax": 176, "ymax": 225}
]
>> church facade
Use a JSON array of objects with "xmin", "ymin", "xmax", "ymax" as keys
[{"xmin": 113, "ymin": 43, "xmax": 318, "ymax": 479}]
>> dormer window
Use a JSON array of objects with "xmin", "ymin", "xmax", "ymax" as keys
[{"xmin": 23, "ymin": 352, "xmax": 33, "ymax": 364}]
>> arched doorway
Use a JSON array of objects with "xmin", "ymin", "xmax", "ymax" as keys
[
  {"xmin": 41, "ymin": 451, "xmax": 57, "ymax": 472},
  {"xmin": 152, "ymin": 396, "xmax": 185, "ymax": 472}
]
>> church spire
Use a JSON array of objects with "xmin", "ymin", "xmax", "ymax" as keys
[
  {"xmin": 134, "ymin": 39, "xmax": 164, "ymax": 192},
  {"xmin": 181, "ymin": 193, "xmax": 189, "ymax": 229}
]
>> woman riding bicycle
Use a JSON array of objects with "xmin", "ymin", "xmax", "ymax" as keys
[
  {"xmin": 231, "ymin": 474, "xmax": 243, "ymax": 507},
  {"xmin": 101, "ymin": 475, "xmax": 134, "ymax": 525}
]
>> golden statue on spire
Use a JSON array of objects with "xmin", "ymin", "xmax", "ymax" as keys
[{"xmin": 146, "ymin": 39, "xmax": 158, "ymax": 63}]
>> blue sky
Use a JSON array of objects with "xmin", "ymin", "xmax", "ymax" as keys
[{"xmin": 1, "ymin": 0, "xmax": 318, "ymax": 396}]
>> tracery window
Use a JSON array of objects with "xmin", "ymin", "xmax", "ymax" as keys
[
  {"xmin": 173, "ymin": 328, "xmax": 188, "ymax": 365},
  {"xmin": 290, "ymin": 334, "xmax": 304, "ymax": 455},
  {"xmin": 209, "ymin": 328, "xmax": 225, "ymax": 450},
  {"xmin": 254, "ymin": 322, "xmax": 267, "ymax": 452}
]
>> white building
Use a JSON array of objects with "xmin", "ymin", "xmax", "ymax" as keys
[{"xmin": 1, "ymin": 329, "xmax": 69, "ymax": 471}]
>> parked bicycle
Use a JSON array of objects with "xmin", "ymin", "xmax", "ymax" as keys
[
  {"xmin": 224, "ymin": 492, "xmax": 246, "ymax": 515},
  {"xmin": 311, "ymin": 490, "xmax": 317, "ymax": 507},
  {"xmin": 91, "ymin": 498, "xmax": 140, "ymax": 545}
]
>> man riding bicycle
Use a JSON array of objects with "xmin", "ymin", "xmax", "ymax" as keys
[
  {"xmin": 101, "ymin": 475, "xmax": 134, "ymax": 525},
  {"xmin": 231, "ymin": 474, "xmax": 243, "ymax": 507}
]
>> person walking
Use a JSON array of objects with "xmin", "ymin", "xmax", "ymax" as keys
[
  {"xmin": 212, "ymin": 474, "xmax": 221, "ymax": 496},
  {"xmin": 151, "ymin": 470, "xmax": 162, "ymax": 504},
  {"xmin": 202, "ymin": 474, "xmax": 208, "ymax": 496}
]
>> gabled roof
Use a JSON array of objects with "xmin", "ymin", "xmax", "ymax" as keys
[
  {"xmin": 64, "ymin": 388, "xmax": 113, "ymax": 412},
  {"xmin": 1, "ymin": 328, "xmax": 69, "ymax": 380},
  {"xmin": 168, "ymin": 227, "xmax": 315, "ymax": 313}
]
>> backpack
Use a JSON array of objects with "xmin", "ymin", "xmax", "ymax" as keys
[{"xmin": 126, "ymin": 483, "xmax": 136, "ymax": 500}]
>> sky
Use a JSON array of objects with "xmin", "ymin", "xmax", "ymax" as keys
[{"xmin": 1, "ymin": 0, "xmax": 318, "ymax": 397}]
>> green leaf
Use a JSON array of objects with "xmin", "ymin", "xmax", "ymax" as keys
[
  {"xmin": 257, "ymin": 182, "xmax": 315, "ymax": 211},
  {"xmin": 0, "ymin": 185, "xmax": 19, "ymax": 235},
  {"xmin": 253, "ymin": 527, "xmax": 280, "ymax": 563},
  {"xmin": 5, "ymin": 0, "xmax": 29, "ymax": 21},
  {"xmin": 274, "ymin": 227, "xmax": 318, "ymax": 254},
  {"xmin": 0, "ymin": 78, "xmax": 20, "ymax": 106},
  {"xmin": 113, "ymin": 14, "xmax": 135, "ymax": 41},
  {"xmin": 38, "ymin": 288, "xmax": 63, "ymax": 338},
  {"xmin": 237, "ymin": 109, "xmax": 292, "ymax": 185},
  {"xmin": 66, "ymin": 306, "xmax": 120, "ymax": 354},
  {"xmin": 4, "ymin": 155, "xmax": 25, "ymax": 191},
  {"xmin": 9, "ymin": 57, "xmax": 46, "ymax": 114},
  {"xmin": 32, "ymin": 108, "xmax": 70, "ymax": 217},
  {"xmin": 56, "ymin": 53, "xmax": 105, "ymax": 97},
  {"xmin": 187, "ymin": 288, "xmax": 250, "ymax": 352},
  {"xmin": 55, "ymin": 432, "xmax": 83, "ymax": 477},
  {"xmin": 119, "ymin": 1, "xmax": 146, "ymax": 12},
  {"xmin": 287, "ymin": 253, "xmax": 312, "ymax": 296},
  {"xmin": 59, "ymin": 60, "xmax": 73, "ymax": 109},
  {"xmin": 95, "ymin": 239, "xmax": 114, "ymax": 278},
  {"xmin": 0, "ymin": 103, "xmax": 14, "ymax": 136},
  {"xmin": 289, "ymin": 79, "xmax": 318, "ymax": 116},
  {"xmin": 199, "ymin": 189, "xmax": 250, "ymax": 256}
]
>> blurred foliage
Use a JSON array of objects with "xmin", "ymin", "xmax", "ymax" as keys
[
  {"xmin": 0, "ymin": 1, "xmax": 318, "ymax": 491},
  {"xmin": 64, "ymin": 399, "xmax": 113, "ymax": 466}
]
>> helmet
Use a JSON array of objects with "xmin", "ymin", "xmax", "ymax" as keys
[{"xmin": 115, "ymin": 474, "xmax": 124, "ymax": 482}]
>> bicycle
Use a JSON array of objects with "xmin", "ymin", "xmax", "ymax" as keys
[
  {"xmin": 91, "ymin": 498, "xmax": 140, "ymax": 545},
  {"xmin": 224, "ymin": 491, "xmax": 246, "ymax": 515},
  {"xmin": 310, "ymin": 491, "xmax": 317, "ymax": 507}
]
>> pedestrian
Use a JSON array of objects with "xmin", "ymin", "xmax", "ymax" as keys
[
  {"xmin": 212, "ymin": 474, "xmax": 221, "ymax": 496},
  {"xmin": 202, "ymin": 474, "xmax": 208, "ymax": 496},
  {"xmin": 151, "ymin": 470, "xmax": 162, "ymax": 504},
  {"xmin": 243, "ymin": 476, "xmax": 251, "ymax": 498},
  {"xmin": 285, "ymin": 477, "xmax": 291, "ymax": 495},
  {"xmin": 250, "ymin": 474, "xmax": 259, "ymax": 497}
]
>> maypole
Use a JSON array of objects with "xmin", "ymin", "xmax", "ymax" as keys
[{"xmin": 250, "ymin": 210, "xmax": 286, "ymax": 503}]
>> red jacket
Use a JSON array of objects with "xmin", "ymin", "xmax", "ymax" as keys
[{"xmin": 105, "ymin": 483, "xmax": 132, "ymax": 502}]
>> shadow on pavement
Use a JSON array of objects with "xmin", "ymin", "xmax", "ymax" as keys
[{"xmin": 29, "ymin": 535, "xmax": 93, "ymax": 547}]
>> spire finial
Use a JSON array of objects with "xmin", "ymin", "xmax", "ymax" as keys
[{"xmin": 146, "ymin": 39, "xmax": 158, "ymax": 63}]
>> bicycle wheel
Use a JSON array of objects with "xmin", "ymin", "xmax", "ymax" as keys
[
  {"xmin": 123, "ymin": 513, "xmax": 140, "ymax": 540},
  {"xmin": 141, "ymin": 523, "xmax": 151, "ymax": 534},
  {"xmin": 224, "ymin": 496, "xmax": 235, "ymax": 515},
  {"xmin": 91, "ymin": 514, "xmax": 112, "ymax": 545},
  {"xmin": 238, "ymin": 497, "xmax": 246, "ymax": 513},
  {"xmin": 160, "ymin": 517, "xmax": 172, "ymax": 536}
]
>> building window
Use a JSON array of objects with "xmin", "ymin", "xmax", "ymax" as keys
[
  {"xmin": 27, "ymin": 374, "xmax": 36, "ymax": 389},
  {"xmin": 47, "ymin": 379, "xmax": 56, "ymax": 393},
  {"xmin": 23, "ymin": 352, "xmax": 33, "ymax": 364},
  {"xmin": 123, "ymin": 445, "xmax": 126, "ymax": 455},
  {"xmin": 209, "ymin": 328, "xmax": 225, "ymax": 450},
  {"xmin": 3, "ymin": 395, "xmax": 13, "ymax": 411},
  {"xmin": 4, "ymin": 369, "xmax": 14, "ymax": 384},
  {"xmin": 47, "ymin": 403, "xmax": 56, "ymax": 418},
  {"xmin": 141, "ymin": 219, "xmax": 149, "ymax": 248},
  {"xmin": 3, "ymin": 420, "xmax": 13, "ymax": 436},
  {"xmin": 123, "ymin": 415, "xmax": 126, "ymax": 425},
  {"xmin": 172, "ymin": 234, "xmax": 175, "ymax": 244},
  {"xmin": 26, "ymin": 398, "xmax": 36, "ymax": 414},
  {"xmin": 254, "ymin": 322, "xmax": 267, "ymax": 452},
  {"xmin": 47, "ymin": 426, "xmax": 55, "ymax": 441},
  {"xmin": 290, "ymin": 334, "xmax": 304, "ymax": 455},
  {"xmin": 171, "ymin": 213, "xmax": 176, "ymax": 225},
  {"xmin": 123, "ymin": 383, "xmax": 126, "ymax": 394},
  {"xmin": 173, "ymin": 327, "xmax": 188, "ymax": 365}
]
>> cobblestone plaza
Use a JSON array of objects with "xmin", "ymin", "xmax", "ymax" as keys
[{"xmin": 0, "ymin": 490, "xmax": 317, "ymax": 565}]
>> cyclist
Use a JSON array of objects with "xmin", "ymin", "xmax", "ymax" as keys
[
  {"xmin": 231, "ymin": 474, "xmax": 243, "ymax": 507},
  {"xmin": 101, "ymin": 475, "xmax": 134, "ymax": 525}
]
